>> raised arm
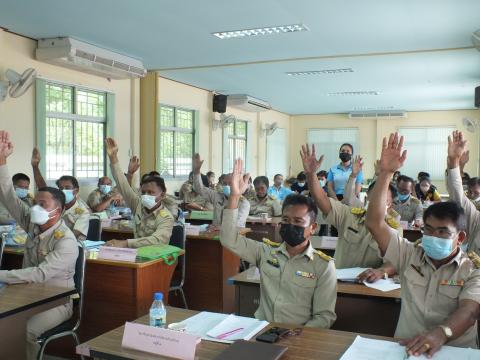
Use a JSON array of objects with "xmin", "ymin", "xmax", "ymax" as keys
[
  {"xmin": 191, "ymin": 153, "xmax": 217, "ymax": 202},
  {"xmin": 31, "ymin": 147, "xmax": 47, "ymax": 189},
  {"xmin": 126, "ymin": 156, "xmax": 140, "ymax": 187},
  {"xmin": 459, "ymin": 149, "xmax": 469, "ymax": 178},
  {"xmin": 342, "ymin": 155, "xmax": 364, "ymax": 207},
  {"xmin": 366, "ymin": 133, "xmax": 407, "ymax": 255},
  {"xmin": 105, "ymin": 138, "xmax": 140, "ymax": 211},
  {"xmin": 300, "ymin": 144, "xmax": 331, "ymax": 215}
]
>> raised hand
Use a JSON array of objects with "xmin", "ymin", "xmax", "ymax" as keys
[
  {"xmin": 128, "ymin": 156, "xmax": 140, "ymax": 175},
  {"xmin": 230, "ymin": 158, "xmax": 250, "ymax": 196},
  {"xmin": 460, "ymin": 150, "xmax": 470, "ymax": 169},
  {"xmin": 300, "ymin": 144, "xmax": 324, "ymax": 175},
  {"xmin": 379, "ymin": 133, "xmax": 407, "ymax": 173},
  {"xmin": 448, "ymin": 130, "xmax": 467, "ymax": 162},
  {"xmin": 0, "ymin": 131, "xmax": 14, "ymax": 159},
  {"xmin": 105, "ymin": 138, "xmax": 119, "ymax": 159},
  {"xmin": 351, "ymin": 155, "xmax": 363, "ymax": 177},
  {"xmin": 31, "ymin": 147, "xmax": 41, "ymax": 167},
  {"xmin": 192, "ymin": 153, "xmax": 204, "ymax": 174},
  {"xmin": 373, "ymin": 160, "xmax": 381, "ymax": 176}
]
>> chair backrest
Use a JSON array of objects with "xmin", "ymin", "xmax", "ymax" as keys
[
  {"xmin": 86, "ymin": 217, "xmax": 101, "ymax": 241},
  {"xmin": 0, "ymin": 233, "xmax": 5, "ymax": 269},
  {"xmin": 73, "ymin": 241, "xmax": 87, "ymax": 331},
  {"xmin": 169, "ymin": 223, "xmax": 186, "ymax": 287}
]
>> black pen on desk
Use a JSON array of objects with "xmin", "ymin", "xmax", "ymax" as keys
[{"xmin": 410, "ymin": 264, "xmax": 424, "ymax": 277}]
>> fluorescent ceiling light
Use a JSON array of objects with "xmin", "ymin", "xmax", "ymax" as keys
[
  {"xmin": 352, "ymin": 106, "xmax": 394, "ymax": 111},
  {"xmin": 327, "ymin": 91, "xmax": 380, "ymax": 96},
  {"xmin": 286, "ymin": 68, "xmax": 354, "ymax": 76},
  {"xmin": 212, "ymin": 24, "xmax": 308, "ymax": 39}
]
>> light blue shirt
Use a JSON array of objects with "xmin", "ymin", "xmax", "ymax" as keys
[
  {"xmin": 267, "ymin": 185, "xmax": 293, "ymax": 202},
  {"xmin": 327, "ymin": 164, "xmax": 363, "ymax": 195}
]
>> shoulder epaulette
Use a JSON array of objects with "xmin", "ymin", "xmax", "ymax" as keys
[
  {"xmin": 53, "ymin": 230, "xmax": 65, "ymax": 240},
  {"xmin": 411, "ymin": 197, "xmax": 421, "ymax": 204},
  {"xmin": 351, "ymin": 207, "xmax": 366, "ymax": 216},
  {"xmin": 468, "ymin": 251, "xmax": 480, "ymax": 268},
  {"xmin": 159, "ymin": 209, "xmax": 171, "ymax": 218},
  {"xmin": 314, "ymin": 249, "xmax": 334, "ymax": 262},
  {"xmin": 74, "ymin": 207, "xmax": 85, "ymax": 215},
  {"xmin": 413, "ymin": 239, "xmax": 422, "ymax": 247},
  {"xmin": 263, "ymin": 238, "xmax": 281, "ymax": 247},
  {"xmin": 386, "ymin": 216, "xmax": 399, "ymax": 230},
  {"xmin": 268, "ymin": 195, "xmax": 277, "ymax": 201}
]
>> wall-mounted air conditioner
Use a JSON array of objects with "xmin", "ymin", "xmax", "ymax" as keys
[
  {"xmin": 36, "ymin": 37, "xmax": 146, "ymax": 79},
  {"xmin": 348, "ymin": 111, "xmax": 407, "ymax": 119},
  {"xmin": 227, "ymin": 94, "xmax": 271, "ymax": 112}
]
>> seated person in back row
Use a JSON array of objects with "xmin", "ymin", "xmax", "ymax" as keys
[
  {"xmin": 87, "ymin": 176, "xmax": 125, "ymax": 213},
  {"xmin": 192, "ymin": 153, "xmax": 250, "ymax": 229},
  {"xmin": 0, "ymin": 172, "xmax": 35, "ymax": 223},
  {"xmin": 465, "ymin": 177, "xmax": 480, "ymax": 210},
  {"xmin": 415, "ymin": 176, "xmax": 441, "ymax": 203},
  {"xmin": 31, "ymin": 148, "xmax": 90, "ymax": 240},
  {"xmin": 267, "ymin": 174, "xmax": 293, "ymax": 202},
  {"xmin": 300, "ymin": 144, "xmax": 397, "ymax": 282},
  {"xmin": 104, "ymin": 138, "xmax": 175, "ymax": 248},
  {"xmin": 179, "ymin": 172, "xmax": 213, "ymax": 211},
  {"xmin": 0, "ymin": 131, "xmax": 78, "ymax": 360},
  {"xmin": 290, "ymin": 171, "xmax": 309, "ymax": 195},
  {"xmin": 220, "ymin": 158, "xmax": 336, "ymax": 328},
  {"xmin": 367, "ymin": 132, "xmax": 480, "ymax": 356},
  {"xmin": 393, "ymin": 175, "xmax": 423, "ymax": 226},
  {"xmin": 249, "ymin": 176, "xmax": 282, "ymax": 217}
]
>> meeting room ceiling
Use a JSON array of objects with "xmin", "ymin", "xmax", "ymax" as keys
[{"xmin": 1, "ymin": 0, "xmax": 479, "ymax": 114}]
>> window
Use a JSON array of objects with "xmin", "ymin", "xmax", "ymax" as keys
[
  {"xmin": 307, "ymin": 128, "xmax": 359, "ymax": 170},
  {"xmin": 266, "ymin": 128, "xmax": 287, "ymax": 179},
  {"xmin": 224, "ymin": 119, "xmax": 248, "ymax": 172},
  {"xmin": 157, "ymin": 105, "xmax": 195, "ymax": 178},
  {"xmin": 44, "ymin": 82, "xmax": 107, "ymax": 180},
  {"xmin": 398, "ymin": 127, "xmax": 454, "ymax": 180}
]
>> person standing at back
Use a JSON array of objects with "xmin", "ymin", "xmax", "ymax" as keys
[{"xmin": 327, "ymin": 143, "xmax": 363, "ymax": 201}]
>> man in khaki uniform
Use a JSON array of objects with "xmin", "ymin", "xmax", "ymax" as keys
[
  {"xmin": 104, "ymin": 138, "xmax": 175, "ymax": 248},
  {"xmin": 366, "ymin": 131, "xmax": 480, "ymax": 357},
  {"xmin": 220, "ymin": 159, "xmax": 336, "ymax": 327},
  {"xmin": 180, "ymin": 173, "xmax": 214, "ymax": 211},
  {"xmin": 0, "ymin": 172, "xmax": 34, "ymax": 223},
  {"xmin": 393, "ymin": 175, "xmax": 423, "ymax": 224},
  {"xmin": 87, "ymin": 176, "xmax": 124, "ymax": 212},
  {"xmin": 192, "ymin": 154, "xmax": 250, "ymax": 228},
  {"xmin": 0, "ymin": 131, "xmax": 78, "ymax": 360},
  {"xmin": 31, "ymin": 148, "xmax": 90, "ymax": 240},
  {"xmin": 248, "ymin": 176, "xmax": 282, "ymax": 217}
]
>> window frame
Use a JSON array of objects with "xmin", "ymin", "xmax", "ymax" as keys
[
  {"xmin": 223, "ymin": 119, "xmax": 248, "ymax": 173},
  {"xmin": 156, "ymin": 103, "xmax": 197, "ymax": 179}
]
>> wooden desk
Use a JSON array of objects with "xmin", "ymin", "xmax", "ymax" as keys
[
  {"xmin": 229, "ymin": 267, "xmax": 401, "ymax": 337},
  {"xmin": 101, "ymin": 223, "xmax": 134, "ymax": 241},
  {"xmin": 0, "ymin": 283, "xmax": 75, "ymax": 360},
  {"xmin": 245, "ymin": 217, "xmax": 282, "ymax": 242},
  {"xmin": 77, "ymin": 306, "xmax": 393, "ymax": 360}
]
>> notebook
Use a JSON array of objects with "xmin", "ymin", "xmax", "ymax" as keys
[{"xmin": 214, "ymin": 340, "xmax": 287, "ymax": 360}]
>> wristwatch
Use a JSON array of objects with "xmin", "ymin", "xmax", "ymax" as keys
[{"xmin": 438, "ymin": 325, "xmax": 453, "ymax": 339}]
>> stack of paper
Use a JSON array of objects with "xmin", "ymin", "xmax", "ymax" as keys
[
  {"xmin": 340, "ymin": 336, "xmax": 480, "ymax": 360},
  {"xmin": 363, "ymin": 278, "xmax": 401, "ymax": 292},
  {"xmin": 336, "ymin": 267, "xmax": 368, "ymax": 282},
  {"xmin": 82, "ymin": 240, "xmax": 105, "ymax": 252},
  {"xmin": 175, "ymin": 312, "xmax": 268, "ymax": 344}
]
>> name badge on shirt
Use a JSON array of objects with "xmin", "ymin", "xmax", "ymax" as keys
[
  {"xmin": 295, "ymin": 271, "xmax": 316, "ymax": 279},
  {"xmin": 440, "ymin": 279, "xmax": 464, "ymax": 287},
  {"xmin": 267, "ymin": 259, "xmax": 280, "ymax": 268}
]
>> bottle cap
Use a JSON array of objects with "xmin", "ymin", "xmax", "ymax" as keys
[{"xmin": 154, "ymin": 292, "xmax": 163, "ymax": 301}]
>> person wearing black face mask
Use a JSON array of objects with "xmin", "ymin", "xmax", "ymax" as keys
[
  {"xmin": 220, "ymin": 159, "xmax": 337, "ymax": 328},
  {"xmin": 326, "ymin": 143, "xmax": 363, "ymax": 201}
]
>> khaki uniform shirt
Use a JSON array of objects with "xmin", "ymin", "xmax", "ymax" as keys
[
  {"xmin": 393, "ymin": 196, "xmax": 423, "ymax": 223},
  {"xmin": 325, "ymin": 198, "xmax": 401, "ymax": 269},
  {"xmin": 193, "ymin": 174, "xmax": 250, "ymax": 227},
  {"xmin": 244, "ymin": 187, "xmax": 257, "ymax": 201},
  {"xmin": 111, "ymin": 162, "xmax": 175, "ymax": 248},
  {"xmin": 446, "ymin": 167, "xmax": 480, "ymax": 254},
  {"xmin": 384, "ymin": 228, "xmax": 480, "ymax": 348},
  {"xmin": 63, "ymin": 198, "xmax": 90, "ymax": 241},
  {"xmin": 86, "ymin": 188, "xmax": 125, "ymax": 210},
  {"xmin": 220, "ymin": 208, "xmax": 337, "ymax": 328},
  {"xmin": 179, "ymin": 182, "xmax": 213, "ymax": 210},
  {"xmin": 0, "ymin": 194, "xmax": 34, "ymax": 223},
  {"xmin": 0, "ymin": 165, "xmax": 77, "ymax": 288},
  {"xmin": 249, "ymin": 195, "xmax": 282, "ymax": 217}
]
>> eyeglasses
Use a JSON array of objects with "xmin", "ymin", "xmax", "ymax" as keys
[{"xmin": 423, "ymin": 226, "xmax": 457, "ymax": 239}]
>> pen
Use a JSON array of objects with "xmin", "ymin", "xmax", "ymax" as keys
[{"xmin": 215, "ymin": 327, "xmax": 244, "ymax": 340}]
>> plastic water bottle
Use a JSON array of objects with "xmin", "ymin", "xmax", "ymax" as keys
[
  {"xmin": 6, "ymin": 220, "xmax": 16, "ymax": 244},
  {"xmin": 149, "ymin": 292, "xmax": 166, "ymax": 328},
  {"xmin": 178, "ymin": 210, "xmax": 185, "ymax": 225}
]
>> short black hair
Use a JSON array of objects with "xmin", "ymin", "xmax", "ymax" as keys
[
  {"xmin": 423, "ymin": 201, "xmax": 466, "ymax": 231},
  {"xmin": 418, "ymin": 171, "xmax": 430, "ymax": 179},
  {"xmin": 397, "ymin": 175, "xmax": 415, "ymax": 186},
  {"xmin": 297, "ymin": 172, "xmax": 307, "ymax": 181},
  {"xmin": 340, "ymin": 143, "xmax": 354, "ymax": 153},
  {"xmin": 12, "ymin": 173, "xmax": 30, "ymax": 184},
  {"xmin": 141, "ymin": 171, "xmax": 161, "ymax": 183},
  {"xmin": 141, "ymin": 176, "xmax": 167, "ymax": 193},
  {"xmin": 253, "ymin": 176, "xmax": 269, "ymax": 188},
  {"xmin": 282, "ymin": 194, "xmax": 318, "ymax": 224},
  {"xmin": 467, "ymin": 177, "xmax": 480, "ymax": 188},
  {"xmin": 206, "ymin": 171, "xmax": 215, "ymax": 177},
  {"xmin": 274, "ymin": 174, "xmax": 283, "ymax": 180},
  {"xmin": 218, "ymin": 174, "xmax": 226, "ymax": 184},
  {"xmin": 367, "ymin": 181, "xmax": 398, "ymax": 198},
  {"xmin": 97, "ymin": 176, "xmax": 111, "ymax": 186},
  {"xmin": 56, "ymin": 175, "xmax": 79, "ymax": 189},
  {"xmin": 316, "ymin": 170, "xmax": 328, "ymax": 178},
  {"xmin": 38, "ymin": 186, "xmax": 66, "ymax": 209},
  {"xmin": 201, "ymin": 174, "xmax": 209, "ymax": 187},
  {"xmin": 418, "ymin": 176, "xmax": 431, "ymax": 185}
]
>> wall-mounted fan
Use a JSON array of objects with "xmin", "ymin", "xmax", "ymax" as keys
[
  {"xmin": 0, "ymin": 68, "xmax": 37, "ymax": 102},
  {"xmin": 462, "ymin": 117, "xmax": 479, "ymax": 133},
  {"xmin": 263, "ymin": 122, "xmax": 278, "ymax": 136},
  {"xmin": 212, "ymin": 113, "xmax": 236, "ymax": 130}
]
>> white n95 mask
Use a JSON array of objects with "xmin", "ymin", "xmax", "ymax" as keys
[
  {"xmin": 30, "ymin": 205, "xmax": 57, "ymax": 225},
  {"xmin": 141, "ymin": 194, "xmax": 158, "ymax": 209}
]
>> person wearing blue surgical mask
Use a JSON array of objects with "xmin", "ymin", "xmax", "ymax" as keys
[
  {"xmin": 0, "ymin": 172, "xmax": 34, "ymax": 223},
  {"xmin": 87, "ymin": 176, "xmax": 124, "ymax": 213},
  {"xmin": 367, "ymin": 131, "xmax": 480, "ymax": 356},
  {"xmin": 393, "ymin": 175, "xmax": 423, "ymax": 226}
]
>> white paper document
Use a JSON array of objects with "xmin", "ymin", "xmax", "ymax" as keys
[
  {"xmin": 363, "ymin": 278, "xmax": 401, "ymax": 292},
  {"xmin": 246, "ymin": 267, "xmax": 260, "ymax": 281},
  {"xmin": 336, "ymin": 267, "xmax": 368, "ymax": 282},
  {"xmin": 340, "ymin": 336, "xmax": 480, "ymax": 360},
  {"xmin": 175, "ymin": 312, "xmax": 268, "ymax": 344}
]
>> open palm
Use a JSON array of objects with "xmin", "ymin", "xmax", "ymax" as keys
[
  {"xmin": 230, "ymin": 159, "xmax": 250, "ymax": 196},
  {"xmin": 128, "ymin": 156, "xmax": 140, "ymax": 174},
  {"xmin": 448, "ymin": 130, "xmax": 467, "ymax": 160},
  {"xmin": 352, "ymin": 155, "xmax": 363, "ymax": 176},
  {"xmin": 380, "ymin": 133, "xmax": 407, "ymax": 173},
  {"xmin": 0, "ymin": 131, "xmax": 14, "ymax": 158},
  {"xmin": 300, "ymin": 144, "xmax": 324, "ymax": 174},
  {"xmin": 105, "ymin": 138, "xmax": 118, "ymax": 157}
]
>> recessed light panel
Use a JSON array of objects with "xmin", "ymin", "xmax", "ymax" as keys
[
  {"xmin": 286, "ymin": 68, "xmax": 354, "ymax": 76},
  {"xmin": 212, "ymin": 24, "xmax": 308, "ymax": 39}
]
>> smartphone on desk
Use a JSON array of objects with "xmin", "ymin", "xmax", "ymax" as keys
[{"xmin": 256, "ymin": 327, "xmax": 290, "ymax": 343}]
